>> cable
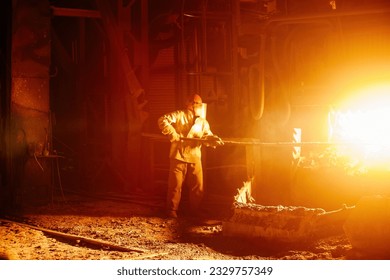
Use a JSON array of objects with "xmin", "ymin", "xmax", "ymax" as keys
[{"xmin": 34, "ymin": 153, "xmax": 44, "ymax": 172}]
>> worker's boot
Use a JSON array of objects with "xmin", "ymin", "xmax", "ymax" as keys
[{"xmin": 166, "ymin": 210, "xmax": 178, "ymax": 219}]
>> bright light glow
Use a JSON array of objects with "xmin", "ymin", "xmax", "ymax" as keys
[
  {"xmin": 191, "ymin": 123, "xmax": 202, "ymax": 134},
  {"xmin": 330, "ymin": 84, "xmax": 390, "ymax": 169}
]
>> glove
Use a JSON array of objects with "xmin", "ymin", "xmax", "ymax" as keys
[
  {"xmin": 169, "ymin": 132, "xmax": 181, "ymax": 142},
  {"xmin": 202, "ymin": 135, "xmax": 224, "ymax": 148}
]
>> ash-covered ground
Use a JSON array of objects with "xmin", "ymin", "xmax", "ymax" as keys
[{"xmin": 0, "ymin": 194, "xmax": 378, "ymax": 260}]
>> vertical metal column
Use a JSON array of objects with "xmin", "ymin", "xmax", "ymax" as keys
[
  {"xmin": 140, "ymin": 0, "xmax": 150, "ymax": 92},
  {"xmin": 10, "ymin": 0, "xmax": 52, "ymax": 206},
  {"xmin": 230, "ymin": 0, "xmax": 241, "ymax": 130}
]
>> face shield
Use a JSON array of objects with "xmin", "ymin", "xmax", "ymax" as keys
[{"xmin": 193, "ymin": 102, "xmax": 207, "ymax": 118}]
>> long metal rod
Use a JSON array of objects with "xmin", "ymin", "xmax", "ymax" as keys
[
  {"xmin": 143, "ymin": 133, "xmax": 379, "ymax": 147},
  {"xmin": 180, "ymin": 137, "xmax": 330, "ymax": 146},
  {"xmin": 0, "ymin": 218, "xmax": 147, "ymax": 253}
]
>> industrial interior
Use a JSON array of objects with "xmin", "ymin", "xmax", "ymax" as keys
[{"xmin": 1, "ymin": 0, "xmax": 390, "ymax": 260}]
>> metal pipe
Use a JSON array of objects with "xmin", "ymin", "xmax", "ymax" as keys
[
  {"xmin": 243, "ymin": 8, "xmax": 390, "ymax": 26},
  {"xmin": 50, "ymin": 6, "xmax": 101, "ymax": 18}
]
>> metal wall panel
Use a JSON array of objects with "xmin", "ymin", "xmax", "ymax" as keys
[{"xmin": 146, "ymin": 47, "xmax": 177, "ymax": 132}]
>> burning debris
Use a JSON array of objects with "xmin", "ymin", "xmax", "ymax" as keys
[
  {"xmin": 223, "ymin": 180, "xmax": 355, "ymax": 243},
  {"xmin": 234, "ymin": 180, "xmax": 255, "ymax": 204}
]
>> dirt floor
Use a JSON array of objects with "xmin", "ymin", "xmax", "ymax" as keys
[{"xmin": 0, "ymin": 193, "xmax": 379, "ymax": 260}]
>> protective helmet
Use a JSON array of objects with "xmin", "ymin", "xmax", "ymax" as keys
[{"xmin": 186, "ymin": 94, "xmax": 202, "ymax": 107}]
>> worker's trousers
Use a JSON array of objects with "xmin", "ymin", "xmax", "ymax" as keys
[{"xmin": 166, "ymin": 158, "xmax": 204, "ymax": 214}]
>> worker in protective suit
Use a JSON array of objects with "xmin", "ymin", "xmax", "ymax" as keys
[{"xmin": 158, "ymin": 94, "xmax": 223, "ymax": 218}]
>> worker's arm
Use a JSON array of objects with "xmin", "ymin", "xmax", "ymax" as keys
[
  {"xmin": 200, "ymin": 119, "xmax": 224, "ymax": 147},
  {"xmin": 202, "ymin": 135, "xmax": 224, "ymax": 148},
  {"xmin": 157, "ymin": 111, "xmax": 181, "ymax": 142}
]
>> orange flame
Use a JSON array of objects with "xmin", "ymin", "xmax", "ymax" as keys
[{"xmin": 330, "ymin": 84, "xmax": 390, "ymax": 169}]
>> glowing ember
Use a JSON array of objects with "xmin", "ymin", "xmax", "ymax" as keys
[{"xmin": 330, "ymin": 84, "xmax": 390, "ymax": 168}]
